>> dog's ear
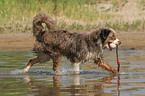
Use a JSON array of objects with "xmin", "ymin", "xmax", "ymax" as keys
[
  {"xmin": 100, "ymin": 28, "xmax": 111, "ymax": 43},
  {"xmin": 101, "ymin": 28, "xmax": 111, "ymax": 39}
]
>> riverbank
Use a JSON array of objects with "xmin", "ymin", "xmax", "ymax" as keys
[
  {"xmin": 0, "ymin": 33, "xmax": 34, "ymax": 52},
  {"xmin": 0, "ymin": 30, "xmax": 144, "ymax": 52},
  {"xmin": 0, "ymin": 0, "xmax": 144, "ymax": 52}
]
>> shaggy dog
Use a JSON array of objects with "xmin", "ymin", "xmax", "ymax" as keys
[{"xmin": 23, "ymin": 13, "xmax": 121, "ymax": 73}]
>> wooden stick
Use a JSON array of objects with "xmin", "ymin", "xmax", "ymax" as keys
[{"xmin": 116, "ymin": 45, "xmax": 120, "ymax": 72}]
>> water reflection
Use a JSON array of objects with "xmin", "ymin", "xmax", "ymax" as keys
[
  {"xmin": 0, "ymin": 49, "xmax": 145, "ymax": 96},
  {"xmin": 24, "ymin": 74, "xmax": 120, "ymax": 96}
]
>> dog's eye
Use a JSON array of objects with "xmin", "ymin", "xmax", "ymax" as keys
[{"xmin": 110, "ymin": 36, "xmax": 116, "ymax": 40}]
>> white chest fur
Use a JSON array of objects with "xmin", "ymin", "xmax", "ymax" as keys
[{"xmin": 86, "ymin": 52, "xmax": 96, "ymax": 61}]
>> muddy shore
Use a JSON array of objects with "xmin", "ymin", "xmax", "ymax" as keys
[{"xmin": 0, "ymin": 30, "xmax": 144, "ymax": 52}]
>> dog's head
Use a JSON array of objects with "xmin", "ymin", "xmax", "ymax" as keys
[{"xmin": 100, "ymin": 27, "xmax": 121, "ymax": 51}]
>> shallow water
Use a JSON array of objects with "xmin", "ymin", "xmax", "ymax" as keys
[{"xmin": 0, "ymin": 49, "xmax": 145, "ymax": 96}]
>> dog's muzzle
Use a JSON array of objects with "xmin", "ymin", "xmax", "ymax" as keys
[{"xmin": 104, "ymin": 38, "xmax": 121, "ymax": 51}]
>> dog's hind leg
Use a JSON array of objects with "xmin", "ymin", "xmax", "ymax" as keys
[
  {"xmin": 23, "ymin": 53, "xmax": 51, "ymax": 73},
  {"xmin": 23, "ymin": 58, "xmax": 40, "ymax": 73}
]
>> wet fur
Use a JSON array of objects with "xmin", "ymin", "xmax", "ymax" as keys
[{"xmin": 24, "ymin": 13, "xmax": 117, "ymax": 72}]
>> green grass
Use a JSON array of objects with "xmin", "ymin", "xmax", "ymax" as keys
[
  {"xmin": 0, "ymin": 0, "xmax": 144, "ymax": 33},
  {"xmin": 138, "ymin": 0, "xmax": 145, "ymax": 10}
]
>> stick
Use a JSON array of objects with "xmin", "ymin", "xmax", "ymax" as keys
[{"xmin": 116, "ymin": 45, "xmax": 120, "ymax": 72}]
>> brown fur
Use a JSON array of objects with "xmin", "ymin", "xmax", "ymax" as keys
[{"xmin": 25, "ymin": 13, "xmax": 118, "ymax": 72}]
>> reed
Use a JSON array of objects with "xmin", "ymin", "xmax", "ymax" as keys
[{"xmin": 0, "ymin": 0, "xmax": 144, "ymax": 33}]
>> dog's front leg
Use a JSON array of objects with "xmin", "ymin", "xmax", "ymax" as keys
[
  {"xmin": 94, "ymin": 58, "xmax": 119, "ymax": 73},
  {"xmin": 71, "ymin": 63, "xmax": 80, "ymax": 74}
]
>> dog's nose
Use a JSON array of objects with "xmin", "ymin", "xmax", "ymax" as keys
[{"xmin": 118, "ymin": 41, "xmax": 121, "ymax": 45}]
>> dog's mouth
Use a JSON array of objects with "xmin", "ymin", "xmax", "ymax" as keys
[
  {"xmin": 104, "ymin": 38, "xmax": 121, "ymax": 51},
  {"xmin": 104, "ymin": 43, "xmax": 112, "ymax": 51}
]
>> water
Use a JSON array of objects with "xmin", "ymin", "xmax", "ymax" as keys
[{"xmin": 0, "ymin": 49, "xmax": 145, "ymax": 96}]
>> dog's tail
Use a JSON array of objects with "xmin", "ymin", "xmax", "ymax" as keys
[{"xmin": 33, "ymin": 13, "xmax": 55, "ymax": 36}]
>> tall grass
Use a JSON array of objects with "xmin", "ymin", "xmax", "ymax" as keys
[{"xmin": 0, "ymin": 0, "xmax": 144, "ymax": 33}]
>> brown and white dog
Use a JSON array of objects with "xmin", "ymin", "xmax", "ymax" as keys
[{"xmin": 23, "ymin": 13, "xmax": 121, "ymax": 73}]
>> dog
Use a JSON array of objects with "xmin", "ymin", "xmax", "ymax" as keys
[{"xmin": 23, "ymin": 13, "xmax": 121, "ymax": 73}]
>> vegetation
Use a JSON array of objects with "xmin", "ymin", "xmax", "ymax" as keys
[{"xmin": 0, "ymin": 0, "xmax": 144, "ymax": 33}]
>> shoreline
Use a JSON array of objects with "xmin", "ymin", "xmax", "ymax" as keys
[{"xmin": 0, "ymin": 31, "xmax": 145, "ymax": 52}]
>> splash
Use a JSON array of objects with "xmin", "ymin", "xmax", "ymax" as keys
[
  {"xmin": 119, "ymin": 72, "xmax": 127, "ymax": 75},
  {"xmin": 50, "ymin": 68, "xmax": 81, "ymax": 75},
  {"xmin": 10, "ymin": 69, "xmax": 24, "ymax": 74}
]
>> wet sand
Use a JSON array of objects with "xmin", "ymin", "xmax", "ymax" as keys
[
  {"xmin": 0, "ymin": 33, "xmax": 34, "ymax": 52},
  {"xmin": 0, "ymin": 30, "xmax": 144, "ymax": 52}
]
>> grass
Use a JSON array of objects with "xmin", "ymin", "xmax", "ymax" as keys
[
  {"xmin": 0, "ymin": 0, "xmax": 144, "ymax": 33},
  {"xmin": 138, "ymin": 0, "xmax": 145, "ymax": 10}
]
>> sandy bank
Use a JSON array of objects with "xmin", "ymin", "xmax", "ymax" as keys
[{"xmin": 0, "ymin": 30, "xmax": 144, "ymax": 52}]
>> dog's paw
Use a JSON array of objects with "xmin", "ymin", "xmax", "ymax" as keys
[
  {"xmin": 23, "ymin": 66, "xmax": 31, "ymax": 73},
  {"xmin": 71, "ymin": 71, "xmax": 80, "ymax": 75},
  {"xmin": 51, "ymin": 71, "xmax": 60, "ymax": 75},
  {"xmin": 22, "ymin": 69, "xmax": 28, "ymax": 73}
]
